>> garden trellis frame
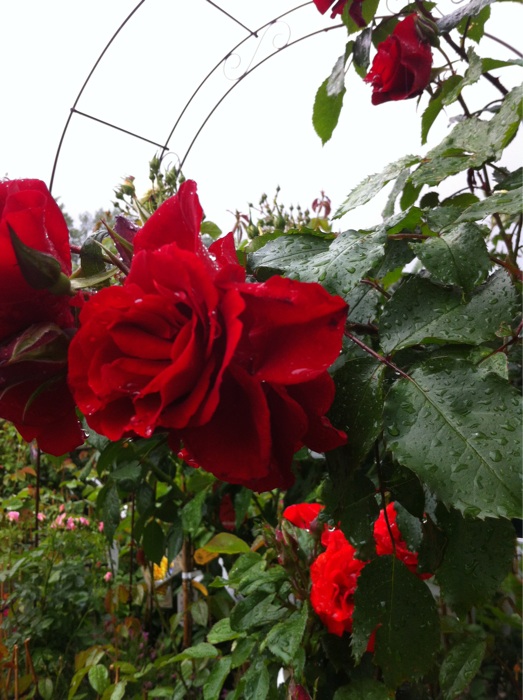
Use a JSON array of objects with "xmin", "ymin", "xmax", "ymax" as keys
[{"xmin": 49, "ymin": 0, "xmax": 343, "ymax": 195}]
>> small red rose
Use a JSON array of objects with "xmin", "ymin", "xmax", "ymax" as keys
[
  {"xmin": 364, "ymin": 14, "xmax": 433, "ymax": 105},
  {"xmin": 313, "ymin": 0, "xmax": 366, "ymax": 28}
]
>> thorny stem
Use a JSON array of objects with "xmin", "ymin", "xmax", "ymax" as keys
[
  {"xmin": 490, "ymin": 255, "xmax": 523, "ymax": 282},
  {"xmin": 484, "ymin": 31, "xmax": 523, "ymax": 59},
  {"xmin": 34, "ymin": 446, "xmax": 40, "ymax": 548},
  {"xmin": 443, "ymin": 33, "xmax": 509, "ymax": 96},
  {"xmin": 361, "ymin": 278, "xmax": 391, "ymax": 299},
  {"xmin": 344, "ymin": 331, "xmax": 410, "ymax": 380},
  {"xmin": 182, "ymin": 538, "xmax": 193, "ymax": 649}
]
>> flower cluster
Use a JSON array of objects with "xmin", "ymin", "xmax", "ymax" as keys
[
  {"xmin": 0, "ymin": 178, "xmax": 347, "ymax": 490},
  {"xmin": 283, "ymin": 502, "xmax": 429, "ymax": 638}
]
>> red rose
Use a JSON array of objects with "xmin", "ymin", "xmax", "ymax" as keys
[
  {"xmin": 69, "ymin": 181, "xmax": 347, "ymax": 491},
  {"xmin": 310, "ymin": 529, "xmax": 367, "ymax": 636},
  {"xmin": 283, "ymin": 503, "xmax": 323, "ymax": 530},
  {"xmin": 364, "ymin": 14, "xmax": 433, "ymax": 105},
  {"xmin": 0, "ymin": 179, "xmax": 83, "ymax": 454},
  {"xmin": 313, "ymin": 0, "xmax": 366, "ymax": 28}
]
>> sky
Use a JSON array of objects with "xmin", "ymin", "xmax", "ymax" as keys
[{"xmin": 1, "ymin": 0, "xmax": 521, "ymax": 235}]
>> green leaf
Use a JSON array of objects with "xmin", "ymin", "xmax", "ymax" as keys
[
  {"xmin": 439, "ymin": 636, "xmax": 487, "ymax": 699},
  {"xmin": 412, "ymin": 85, "xmax": 522, "ymax": 187},
  {"xmin": 353, "ymin": 28, "xmax": 372, "ymax": 78},
  {"xmin": 343, "ymin": 0, "xmax": 380, "ymax": 33},
  {"xmin": 331, "ymin": 358, "xmax": 385, "ymax": 467},
  {"xmin": 437, "ymin": 0, "xmax": 494, "ymax": 33},
  {"xmin": 230, "ymin": 592, "xmax": 286, "ymax": 632},
  {"xmin": 421, "ymin": 78, "xmax": 460, "ymax": 145},
  {"xmin": 250, "ymin": 230, "xmax": 386, "ymax": 301},
  {"xmin": 384, "ymin": 358, "xmax": 522, "ymax": 519},
  {"xmin": 264, "ymin": 603, "xmax": 308, "ymax": 664},
  {"xmin": 201, "ymin": 533, "xmax": 250, "ymax": 555},
  {"xmin": 97, "ymin": 482, "xmax": 121, "ymax": 543},
  {"xmin": 88, "ymin": 665, "xmax": 110, "ymax": 694},
  {"xmin": 170, "ymin": 643, "xmax": 219, "ymax": 663},
  {"xmin": 200, "ymin": 221, "xmax": 222, "ymax": 240},
  {"xmin": 323, "ymin": 449, "xmax": 380, "ymax": 559},
  {"xmin": 142, "ymin": 520, "xmax": 165, "ymax": 565},
  {"xmin": 313, "ymin": 77, "xmax": 346, "ymax": 145},
  {"xmin": 207, "ymin": 618, "xmax": 243, "ymax": 644},
  {"xmin": 203, "ymin": 657, "xmax": 232, "ymax": 700},
  {"xmin": 409, "ymin": 223, "xmax": 490, "ymax": 292},
  {"xmin": 379, "ymin": 271, "xmax": 518, "ymax": 354},
  {"xmin": 457, "ymin": 4, "xmax": 490, "ymax": 41},
  {"xmin": 110, "ymin": 461, "xmax": 142, "ymax": 488},
  {"xmin": 436, "ymin": 509, "xmax": 516, "ymax": 615},
  {"xmin": 248, "ymin": 235, "xmax": 330, "ymax": 280},
  {"xmin": 243, "ymin": 657, "xmax": 270, "ymax": 700},
  {"xmin": 101, "ymin": 681, "xmax": 127, "ymax": 700},
  {"xmin": 38, "ymin": 678, "xmax": 54, "ymax": 700},
  {"xmin": 442, "ymin": 49, "xmax": 484, "ymax": 105},
  {"xmin": 352, "ymin": 557, "xmax": 440, "ymax": 687},
  {"xmin": 336, "ymin": 155, "xmax": 420, "ymax": 217},
  {"xmin": 181, "ymin": 489, "xmax": 208, "ymax": 535},
  {"xmin": 334, "ymin": 679, "xmax": 390, "ymax": 700},
  {"xmin": 455, "ymin": 186, "xmax": 523, "ymax": 222}
]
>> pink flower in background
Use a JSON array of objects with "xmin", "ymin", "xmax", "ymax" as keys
[
  {"xmin": 37, "ymin": 512, "xmax": 46, "ymax": 521},
  {"xmin": 104, "ymin": 571, "xmax": 113, "ymax": 582},
  {"xmin": 98, "ymin": 521, "xmax": 104, "ymax": 533},
  {"xmin": 66, "ymin": 517, "xmax": 76, "ymax": 530},
  {"xmin": 7, "ymin": 511, "xmax": 20, "ymax": 522}
]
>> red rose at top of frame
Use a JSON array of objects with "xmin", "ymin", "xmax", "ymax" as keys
[
  {"xmin": 313, "ymin": 0, "xmax": 366, "ymax": 28},
  {"xmin": 68, "ymin": 181, "xmax": 348, "ymax": 491},
  {"xmin": 0, "ymin": 179, "xmax": 83, "ymax": 454},
  {"xmin": 364, "ymin": 14, "xmax": 433, "ymax": 105}
]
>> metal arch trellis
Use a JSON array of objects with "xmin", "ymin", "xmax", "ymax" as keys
[{"xmin": 49, "ymin": 0, "xmax": 344, "ymax": 194}]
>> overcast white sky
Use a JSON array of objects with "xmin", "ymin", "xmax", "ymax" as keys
[{"xmin": 1, "ymin": 1, "xmax": 520, "ymax": 234}]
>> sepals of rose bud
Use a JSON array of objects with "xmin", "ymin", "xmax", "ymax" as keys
[
  {"xmin": 414, "ymin": 13, "xmax": 440, "ymax": 47},
  {"xmin": 2, "ymin": 323, "xmax": 70, "ymax": 366},
  {"xmin": 8, "ymin": 224, "xmax": 72, "ymax": 296}
]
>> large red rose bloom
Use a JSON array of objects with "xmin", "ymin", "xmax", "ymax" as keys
[{"xmin": 68, "ymin": 181, "xmax": 348, "ymax": 490}]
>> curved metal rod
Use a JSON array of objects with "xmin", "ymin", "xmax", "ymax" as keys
[
  {"xmin": 177, "ymin": 24, "xmax": 343, "ymax": 171},
  {"xmin": 161, "ymin": 2, "xmax": 312, "ymax": 158},
  {"xmin": 49, "ymin": 0, "xmax": 148, "ymax": 193}
]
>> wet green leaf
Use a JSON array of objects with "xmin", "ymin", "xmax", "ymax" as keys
[
  {"xmin": 264, "ymin": 603, "xmax": 308, "ymax": 664},
  {"xmin": 313, "ymin": 77, "xmax": 346, "ymax": 145},
  {"xmin": 352, "ymin": 557, "xmax": 439, "ymax": 687},
  {"xmin": 409, "ymin": 223, "xmax": 490, "ymax": 292},
  {"xmin": 336, "ymin": 155, "xmax": 420, "ymax": 217},
  {"xmin": 203, "ymin": 657, "xmax": 232, "ymax": 700},
  {"xmin": 380, "ymin": 271, "xmax": 518, "ymax": 353},
  {"xmin": 436, "ymin": 509, "xmax": 516, "ymax": 615},
  {"xmin": 439, "ymin": 636, "xmax": 487, "ymax": 699},
  {"xmin": 384, "ymin": 358, "xmax": 522, "ymax": 518}
]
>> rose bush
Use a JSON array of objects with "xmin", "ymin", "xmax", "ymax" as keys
[
  {"xmin": 68, "ymin": 180, "xmax": 348, "ymax": 491},
  {"xmin": 364, "ymin": 13, "xmax": 433, "ymax": 105},
  {"xmin": 0, "ymin": 179, "xmax": 83, "ymax": 454}
]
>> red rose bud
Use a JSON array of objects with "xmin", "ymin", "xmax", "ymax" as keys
[
  {"xmin": 8, "ymin": 224, "xmax": 72, "ymax": 296},
  {"xmin": 414, "ymin": 13, "xmax": 440, "ymax": 47},
  {"xmin": 3, "ymin": 323, "xmax": 70, "ymax": 365},
  {"xmin": 289, "ymin": 681, "xmax": 312, "ymax": 700},
  {"xmin": 113, "ymin": 215, "xmax": 139, "ymax": 265}
]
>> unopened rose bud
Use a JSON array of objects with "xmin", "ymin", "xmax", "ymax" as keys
[
  {"xmin": 414, "ymin": 13, "xmax": 440, "ymax": 47},
  {"xmin": 8, "ymin": 224, "xmax": 72, "ymax": 295}
]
